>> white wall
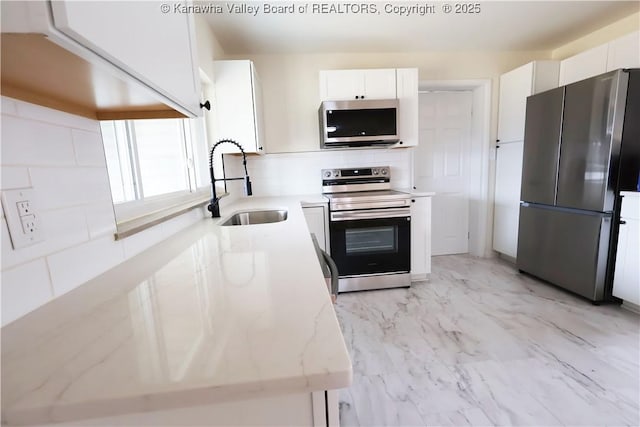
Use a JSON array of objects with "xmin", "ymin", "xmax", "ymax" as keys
[{"xmin": 0, "ymin": 97, "xmax": 204, "ymax": 326}]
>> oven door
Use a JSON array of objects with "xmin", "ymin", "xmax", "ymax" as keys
[{"xmin": 329, "ymin": 210, "xmax": 410, "ymax": 277}]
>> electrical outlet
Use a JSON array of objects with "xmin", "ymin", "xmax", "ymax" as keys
[
  {"xmin": 20, "ymin": 214, "xmax": 38, "ymax": 234},
  {"xmin": 1, "ymin": 188, "xmax": 44, "ymax": 249},
  {"xmin": 16, "ymin": 200, "xmax": 31, "ymax": 216}
]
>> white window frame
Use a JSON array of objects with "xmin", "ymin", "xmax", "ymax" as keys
[{"xmin": 101, "ymin": 117, "xmax": 211, "ymax": 238}]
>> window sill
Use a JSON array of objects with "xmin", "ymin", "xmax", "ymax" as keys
[{"xmin": 114, "ymin": 191, "xmax": 211, "ymax": 240}]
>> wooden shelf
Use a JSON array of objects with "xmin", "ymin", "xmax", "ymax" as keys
[{"xmin": 1, "ymin": 33, "xmax": 186, "ymax": 120}]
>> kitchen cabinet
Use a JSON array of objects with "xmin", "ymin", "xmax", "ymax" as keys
[
  {"xmin": 319, "ymin": 67, "xmax": 418, "ymax": 148},
  {"xmin": 493, "ymin": 61, "xmax": 559, "ymax": 259},
  {"xmin": 493, "ymin": 141, "xmax": 524, "ymax": 258},
  {"xmin": 559, "ymin": 31, "xmax": 640, "ymax": 86},
  {"xmin": 0, "ymin": 0, "xmax": 201, "ymax": 119},
  {"xmin": 319, "ymin": 68, "xmax": 397, "ymax": 101},
  {"xmin": 303, "ymin": 205, "xmax": 329, "ymax": 252},
  {"xmin": 559, "ymin": 44, "xmax": 609, "ymax": 86},
  {"xmin": 613, "ymin": 192, "xmax": 640, "ymax": 309},
  {"xmin": 497, "ymin": 61, "xmax": 560, "ymax": 144},
  {"xmin": 395, "ymin": 68, "xmax": 419, "ymax": 147},
  {"xmin": 606, "ymin": 31, "xmax": 640, "ymax": 71},
  {"xmin": 411, "ymin": 196, "xmax": 432, "ymax": 280},
  {"xmin": 212, "ymin": 60, "xmax": 265, "ymax": 154}
]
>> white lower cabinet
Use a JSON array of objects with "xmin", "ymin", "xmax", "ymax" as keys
[
  {"xmin": 493, "ymin": 141, "xmax": 524, "ymax": 258},
  {"xmin": 303, "ymin": 205, "xmax": 329, "ymax": 252},
  {"xmin": 410, "ymin": 196, "xmax": 432, "ymax": 281},
  {"xmin": 613, "ymin": 193, "xmax": 640, "ymax": 308}
]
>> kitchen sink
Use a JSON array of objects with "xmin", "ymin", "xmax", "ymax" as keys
[{"xmin": 219, "ymin": 209, "xmax": 288, "ymax": 226}]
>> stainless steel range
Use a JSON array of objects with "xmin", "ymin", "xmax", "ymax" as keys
[{"xmin": 322, "ymin": 166, "xmax": 411, "ymax": 292}]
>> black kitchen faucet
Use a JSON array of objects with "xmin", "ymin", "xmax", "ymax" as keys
[{"xmin": 207, "ymin": 139, "xmax": 252, "ymax": 218}]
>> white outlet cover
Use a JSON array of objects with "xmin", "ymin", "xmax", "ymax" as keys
[{"xmin": 1, "ymin": 188, "xmax": 44, "ymax": 249}]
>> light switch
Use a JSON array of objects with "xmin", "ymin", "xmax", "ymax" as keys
[{"xmin": 1, "ymin": 188, "xmax": 44, "ymax": 249}]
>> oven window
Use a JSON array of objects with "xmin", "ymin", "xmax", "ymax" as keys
[{"xmin": 345, "ymin": 226, "xmax": 397, "ymax": 255}]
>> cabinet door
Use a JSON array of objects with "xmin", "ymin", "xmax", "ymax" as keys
[
  {"xmin": 395, "ymin": 68, "xmax": 418, "ymax": 147},
  {"xmin": 213, "ymin": 60, "xmax": 260, "ymax": 154},
  {"xmin": 362, "ymin": 69, "xmax": 397, "ymax": 99},
  {"xmin": 493, "ymin": 142, "xmax": 524, "ymax": 258},
  {"xmin": 319, "ymin": 70, "xmax": 362, "ymax": 101},
  {"xmin": 319, "ymin": 69, "xmax": 396, "ymax": 101},
  {"xmin": 497, "ymin": 62, "xmax": 534, "ymax": 143},
  {"xmin": 613, "ymin": 195, "xmax": 640, "ymax": 305},
  {"xmin": 303, "ymin": 206, "xmax": 328, "ymax": 252},
  {"xmin": 607, "ymin": 31, "xmax": 640, "ymax": 71},
  {"xmin": 559, "ymin": 44, "xmax": 608, "ymax": 86},
  {"xmin": 49, "ymin": 1, "xmax": 200, "ymax": 116},
  {"xmin": 411, "ymin": 196, "xmax": 432, "ymax": 279}
]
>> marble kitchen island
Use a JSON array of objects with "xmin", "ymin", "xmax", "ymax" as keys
[{"xmin": 1, "ymin": 196, "xmax": 352, "ymax": 426}]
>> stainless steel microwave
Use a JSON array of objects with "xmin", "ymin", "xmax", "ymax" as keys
[{"xmin": 319, "ymin": 99, "xmax": 400, "ymax": 148}]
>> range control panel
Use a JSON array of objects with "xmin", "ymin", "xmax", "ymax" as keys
[{"xmin": 321, "ymin": 166, "xmax": 390, "ymax": 180}]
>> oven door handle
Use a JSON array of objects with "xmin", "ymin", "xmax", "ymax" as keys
[
  {"xmin": 331, "ymin": 199, "xmax": 410, "ymax": 211},
  {"xmin": 331, "ymin": 208, "xmax": 411, "ymax": 221}
]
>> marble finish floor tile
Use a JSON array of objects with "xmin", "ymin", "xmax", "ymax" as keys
[{"xmin": 335, "ymin": 255, "xmax": 640, "ymax": 426}]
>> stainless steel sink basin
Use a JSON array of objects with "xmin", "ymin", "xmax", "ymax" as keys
[{"xmin": 220, "ymin": 209, "xmax": 288, "ymax": 226}]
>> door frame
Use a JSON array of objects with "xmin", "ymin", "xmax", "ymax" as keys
[{"xmin": 414, "ymin": 79, "xmax": 492, "ymax": 257}]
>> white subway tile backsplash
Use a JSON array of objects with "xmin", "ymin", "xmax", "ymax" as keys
[
  {"xmin": 72, "ymin": 129, "xmax": 107, "ymax": 167},
  {"xmin": 229, "ymin": 148, "xmax": 413, "ymax": 197},
  {"xmin": 1, "ymin": 116, "xmax": 76, "ymax": 166},
  {"xmin": 1, "ymin": 209, "xmax": 90, "ymax": 270},
  {"xmin": 13, "ymin": 97, "xmax": 99, "ymax": 132},
  {"xmin": 47, "ymin": 236, "xmax": 125, "ymax": 297},
  {"xmin": 1, "ymin": 98, "xmax": 212, "ymax": 324},
  {"xmin": 0, "ymin": 167, "xmax": 31, "ymax": 190},
  {"xmin": 29, "ymin": 167, "xmax": 111, "ymax": 210},
  {"xmin": 1, "ymin": 97, "xmax": 18, "ymax": 115},
  {"xmin": 84, "ymin": 200, "xmax": 117, "ymax": 239},
  {"xmin": 1, "ymin": 259, "xmax": 53, "ymax": 326},
  {"xmin": 121, "ymin": 223, "xmax": 168, "ymax": 259}
]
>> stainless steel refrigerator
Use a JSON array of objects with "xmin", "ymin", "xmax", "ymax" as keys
[{"xmin": 517, "ymin": 69, "xmax": 640, "ymax": 303}]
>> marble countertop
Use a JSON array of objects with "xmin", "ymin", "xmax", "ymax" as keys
[{"xmin": 1, "ymin": 195, "xmax": 351, "ymax": 426}]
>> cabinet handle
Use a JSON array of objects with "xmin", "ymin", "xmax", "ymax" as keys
[
  {"xmin": 361, "ymin": 95, "xmax": 365, "ymax": 99},
  {"xmin": 200, "ymin": 100, "xmax": 211, "ymax": 111},
  {"xmin": 355, "ymin": 95, "xmax": 360, "ymax": 99},
  {"xmin": 399, "ymin": 141, "xmax": 404, "ymax": 145},
  {"xmin": 258, "ymin": 146, "xmax": 263, "ymax": 151},
  {"xmin": 411, "ymin": 199, "xmax": 416, "ymax": 203},
  {"xmin": 496, "ymin": 139, "xmax": 500, "ymax": 143},
  {"xmin": 620, "ymin": 220, "xmax": 627, "ymax": 225}
]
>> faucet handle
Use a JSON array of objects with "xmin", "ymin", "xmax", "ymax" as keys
[{"xmin": 244, "ymin": 176, "xmax": 253, "ymax": 196}]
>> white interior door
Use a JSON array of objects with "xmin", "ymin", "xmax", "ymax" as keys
[{"xmin": 415, "ymin": 91, "xmax": 473, "ymax": 255}]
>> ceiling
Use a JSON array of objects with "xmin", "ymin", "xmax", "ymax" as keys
[{"xmin": 202, "ymin": 1, "xmax": 639, "ymax": 54}]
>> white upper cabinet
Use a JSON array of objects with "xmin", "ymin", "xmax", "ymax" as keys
[
  {"xmin": 212, "ymin": 60, "xmax": 265, "ymax": 154},
  {"xmin": 50, "ymin": 1, "xmax": 200, "ymax": 117},
  {"xmin": 497, "ymin": 61, "xmax": 559, "ymax": 143},
  {"xmin": 0, "ymin": 0, "xmax": 201, "ymax": 119},
  {"xmin": 607, "ymin": 31, "xmax": 640, "ymax": 71},
  {"xmin": 559, "ymin": 44, "xmax": 609, "ymax": 86},
  {"xmin": 559, "ymin": 31, "xmax": 639, "ymax": 87},
  {"xmin": 395, "ymin": 68, "xmax": 419, "ymax": 147},
  {"xmin": 319, "ymin": 69, "xmax": 397, "ymax": 101}
]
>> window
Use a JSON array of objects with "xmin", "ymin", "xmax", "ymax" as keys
[{"xmin": 100, "ymin": 117, "xmax": 210, "ymax": 220}]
